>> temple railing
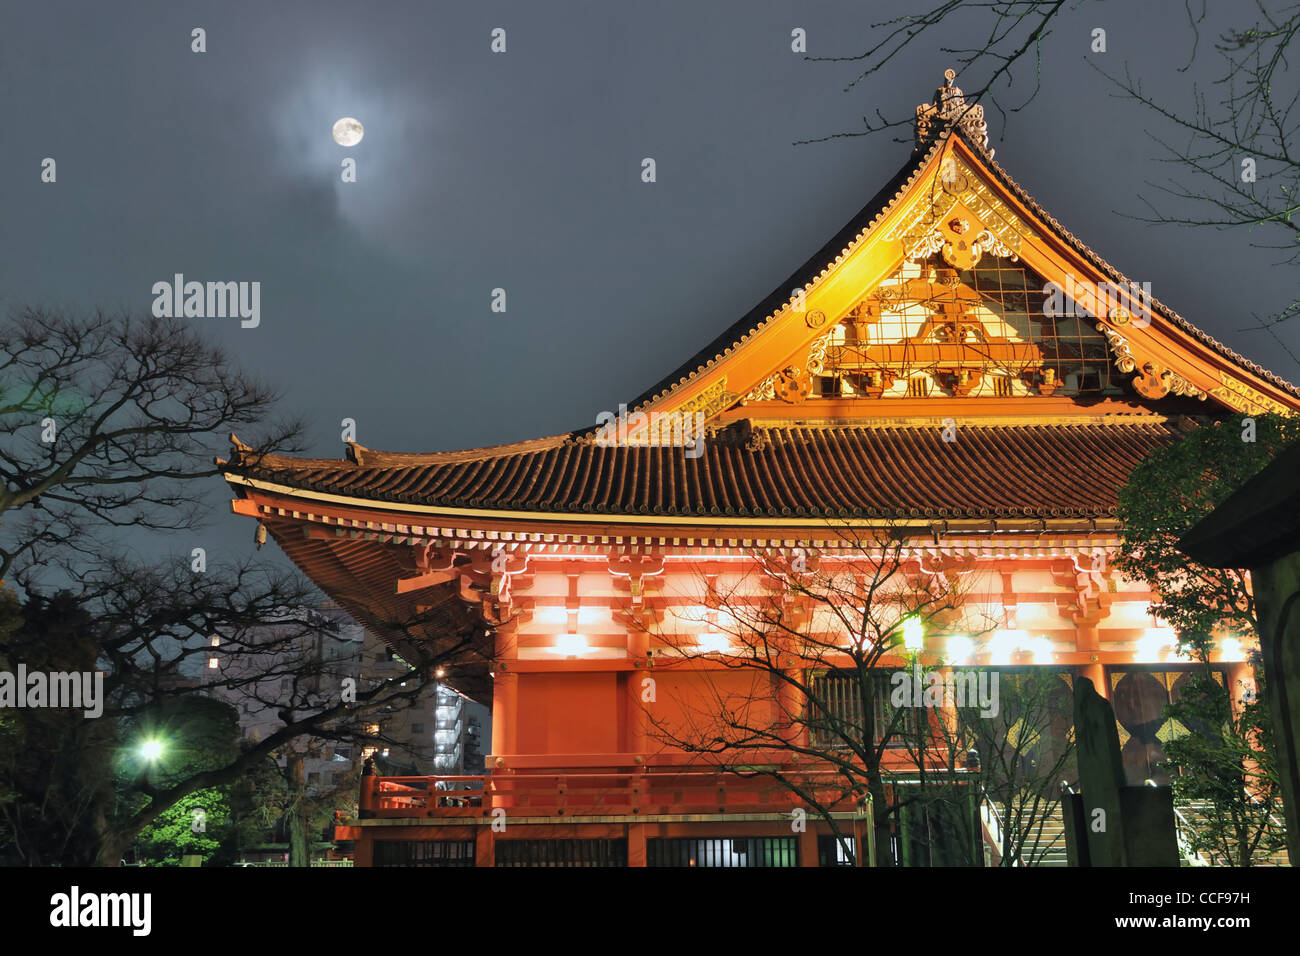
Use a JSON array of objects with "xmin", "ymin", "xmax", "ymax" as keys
[{"xmin": 359, "ymin": 765, "xmax": 972, "ymax": 820}]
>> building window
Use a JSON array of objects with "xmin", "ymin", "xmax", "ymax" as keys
[
  {"xmin": 809, "ymin": 669, "xmax": 916, "ymax": 748},
  {"xmin": 307, "ymin": 772, "xmax": 320, "ymax": 785},
  {"xmin": 364, "ymin": 722, "xmax": 380, "ymax": 736},
  {"xmin": 818, "ymin": 835, "xmax": 856, "ymax": 867},
  {"xmin": 374, "ymin": 840, "xmax": 475, "ymax": 868},
  {"xmin": 647, "ymin": 837, "xmax": 797, "ymax": 867},
  {"xmin": 411, "ymin": 722, "xmax": 423, "ymax": 734},
  {"xmin": 208, "ymin": 657, "xmax": 219, "ymax": 669},
  {"xmin": 494, "ymin": 839, "xmax": 627, "ymax": 868}
]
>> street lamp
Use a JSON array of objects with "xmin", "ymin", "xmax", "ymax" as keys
[
  {"xmin": 901, "ymin": 615, "xmax": 924, "ymax": 653},
  {"xmin": 138, "ymin": 738, "xmax": 164, "ymax": 763}
]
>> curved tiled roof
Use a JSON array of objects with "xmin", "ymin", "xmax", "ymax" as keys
[
  {"xmin": 964, "ymin": 134, "xmax": 1300, "ymax": 399},
  {"xmin": 623, "ymin": 129, "xmax": 1298, "ymax": 414},
  {"xmin": 625, "ymin": 137, "xmax": 949, "ymax": 413},
  {"xmin": 229, "ymin": 420, "xmax": 1176, "ymax": 520}
]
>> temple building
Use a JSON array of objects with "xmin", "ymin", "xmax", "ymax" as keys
[{"xmin": 222, "ymin": 72, "xmax": 1300, "ymax": 866}]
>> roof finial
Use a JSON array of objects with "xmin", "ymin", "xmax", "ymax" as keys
[{"xmin": 915, "ymin": 68, "xmax": 992, "ymax": 157}]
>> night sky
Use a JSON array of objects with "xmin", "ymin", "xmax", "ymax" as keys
[{"xmin": 4, "ymin": 1, "xmax": 1297, "ymax": 568}]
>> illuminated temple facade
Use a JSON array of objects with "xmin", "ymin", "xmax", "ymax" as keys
[{"xmin": 223, "ymin": 74, "xmax": 1300, "ymax": 866}]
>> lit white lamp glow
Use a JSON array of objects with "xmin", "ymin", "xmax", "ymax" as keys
[
  {"xmin": 901, "ymin": 615, "xmax": 925, "ymax": 653},
  {"xmin": 1136, "ymin": 626, "xmax": 1177, "ymax": 662},
  {"xmin": 550, "ymin": 633, "xmax": 589, "ymax": 657},
  {"xmin": 946, "ymin": 635, "xmax": 975, "ymax": 664},
  {"xmin": 987, "ymin": 629, "xmax": 1023, "ymax": 665},
  {"xmin": 1219, "ymin": 637, "xmax": 1245, "ymax": 663},
  {"xmin": 138, "ymin": 739, "xmax": 164, "ymax": 762},
  {"xmin": 1023, "ymin": 636, "xmax": 1054, "ymax": 665},
  {"xmin": 695, "ymin": 632, "xmax": 731, "ymax": 655}
]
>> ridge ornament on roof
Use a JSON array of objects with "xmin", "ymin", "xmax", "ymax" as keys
[{"xmin": 915, "ymin": 68, "xmax": 992, "ymax": 157}]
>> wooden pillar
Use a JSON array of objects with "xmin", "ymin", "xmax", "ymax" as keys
[
  {"xmin": 491, "ymin": 672, "xmax": 518, "ymax": 760},
  {"xmin": 475, "ymin": 824, "xmax": 495, "ymax": 867},
  {"xmin": 354, "ymin": 832, "xmax": 374, "ymax": 868},
  {"xmin": 626, "ymin": 622, "xmax": 650, "ymax": 757},
  {"xmin": 1077, "ymin": 660, "xmax": 1107, "ymax": 700},
  {"xmin": 798, "ymin": 828, "xmax": 819, "ymax": 867},
  {"xmin": 491, "ymin": 622, "xmax": 519, "ymax": 761},
  {"xmin": 627, "ymin": 823, "xmax": 647, "ymax": 867},
  {"xmin": 626, "ymin": 671, "xmax": 647, "ymax": 756},
  {"xmin": 358, "ymin": 756, "xmax": 377, "ymax": 818}
]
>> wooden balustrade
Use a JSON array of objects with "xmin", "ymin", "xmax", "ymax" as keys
[{"xmin": 366, "ymin": 769, "xmax": 871, "ymax": 819}]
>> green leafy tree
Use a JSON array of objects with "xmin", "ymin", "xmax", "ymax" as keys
[
  {"xmin": 1117, "ymin": 414, "xmax": 1300, "ymax": 647},
  {"xmin": 1162, "ymin": 663, "xmax": 1285, "ymax": 865},
  {"xmin": 1116, "ymin": 413, "xmax": 1299, "ymax": 864},
  {"xmin": 1, "ymin": 308, "xmax": 481, "ymax": 866},
  {"xmin": 134, "ymin": 789, "xmax": 228, "ymax": 865},
  {"xmin": 0, "ymin": 592, "xmax": 117, "ymax": 865}
]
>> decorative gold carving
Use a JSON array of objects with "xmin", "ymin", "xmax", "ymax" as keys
[
  {"xmin": 806, "ymin": 332, "xmax": 831, "ymax": 376},
  {"xmin": 677, "ymin": 376, "xmax": 739, "ymax": 418},
  {"xmin": 806, "ymin": 309, "xmax": 828, "ymax": 329},
  {"xmin": 746, "ymin": 374, "xmax": 779, "ymax": 402},
  {"xmin": 1096, "ymin": 322, "xmax": 1208, "ymax": 401},
  {"xmin": 915, "ymin": 69, "xmax": 991, "ymax": 155},
  {"xmin": 1097, "ymin": 324, "xmax": 1137, "ymax": 374},
  {"xmin": 1210, "ymin": 371, "xmax": 1290, "ymax": 415},
  {"xmin": 888, "ymin": 155, "xmax": 1032, "ymax": 267},
  {"xmin": 746, "ymin": 330, "xmax": 835, "ymax": 403},
  {"xmin": 772, "ymin": 368, "xmax": 811, "ymax": 403}
]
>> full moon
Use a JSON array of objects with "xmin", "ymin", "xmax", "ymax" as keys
[{"xmin": 332, "ymin": 117, "xmax": 364, "ymax": 147}]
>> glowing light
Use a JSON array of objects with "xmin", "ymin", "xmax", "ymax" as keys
[
  {"xmin": 986, "ymin": 629, "xmax": 1051, "ymax": 664},
  {"xmin": 695, "ymin": 632, "xmax": 731, "ymax": 655},
  {"xmin": 987, "ymin": 629, "xmax": 1022, "ymax": 665},
  {"xmin": 1137, "ymin": 627, "xmax": 1176, "ymax": 662},
  {"xmin": 1219, "ymin": 637, "xmax": 1245, "ymax": 662},
  {"xmin": 946, "ymin": 635, "xmax": 975, "ymax": 664},
  {"xmin": 1023, "ymin": 636, "xmax": 1054, "ymax": 665},
  {"xmin": 435, "ymin": 668, "xmax": 447, "ymax": 678},
  {"xmin": 138, "ymin": 739, "xmax": 164, "ymax": 762},
  {"xmin": 901, "ymin": 615, "xmax": 925, "ymax": 653},
  {"xmin": 551, "ymin": 633, "xmax": 588, "ymax": 657}
]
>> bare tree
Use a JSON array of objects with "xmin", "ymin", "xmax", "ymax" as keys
[
  {"xmin": 638, "ymin": 524, "xmax": 1000, "ymax": 866},
  {"xmin": 0, "ymin": 307, "xmax": 301, "ymax": 585},
  {"xmin": 0, "ymin": 306, "xmax": 486, "ymax": 865},
  {"xmin": 797, "ymin": 0, "xmax": 1069, "ymax": 147}
]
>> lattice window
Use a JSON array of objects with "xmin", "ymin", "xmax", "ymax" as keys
[
  {"xmin": 494, "ymin": 839, "xmax": 627, "ymax": 867},
  {"xmin": 822, "ymin": 256, "xmax": 1128, "ymax": 400},
  {"xmin": 374, "ymin": 839, "xmax": 476, "ymax": 867},
  {"xmin": 809, "ymin": 670, "xmax": 916, "ymax": 748},
  {"xmin": 647, "ymin": 837, "xmax": 798, "ymax": 867}
]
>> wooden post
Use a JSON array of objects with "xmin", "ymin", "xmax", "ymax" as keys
[
  {"xmin": 798, "ymin": 828, "xmax": 818, "ymax": 867},
  {"xmin": 475, "ymin": 824, "xmax": 495, "ymax": 867},
  {"xmin": 626, "ymin": 823, "xmax": 647, "ymax": 867},
  {"xmin": 358, "ymin": 756, "xmax": 377, "ymax": 819}
]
